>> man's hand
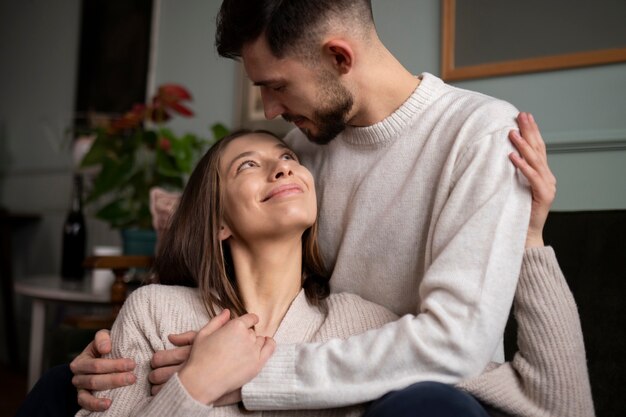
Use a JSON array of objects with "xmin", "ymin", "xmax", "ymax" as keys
[
  {"xmin": 149, "ymin": 331, "xmax": 196, "ymax": 395},
  {"xmin": 70, "ymin": 329, "xmax": 136, "ymax": 411}
]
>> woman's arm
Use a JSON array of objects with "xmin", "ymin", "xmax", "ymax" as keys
[
  {"xmin": 459, "ymin": 247, "xmax": 594, "ymax": 417},
  {"xmin": 74, "ymin": 286, "xmax": 217, "ymax": 417},
  {"xmin": 458, "ymin": 113, "xmax": 595, "ymax": 417}
]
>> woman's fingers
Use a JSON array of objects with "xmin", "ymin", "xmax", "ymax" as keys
[
  {"xmin": 237, "ymin": 313, "xmax": 260, "ymax": 329},
  {"xmin": 259, "ymin": 337, "xmax": 276, "ymax": 363},
  {"xmin": 509, "ymin": 112, "xmax": 557, "ymax": 248},
  {"xmin": 516, "ymin": 112, "xmax": 544, "ymax": 154}
]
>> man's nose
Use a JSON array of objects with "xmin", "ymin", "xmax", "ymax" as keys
[{"xmin": 261, "ymin": 88, "xmax": 285, "ymax": 120}]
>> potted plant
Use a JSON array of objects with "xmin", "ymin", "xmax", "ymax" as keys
[{"xmin": 80, "ymin": 84, "xmax": 228, "ymax": 254}]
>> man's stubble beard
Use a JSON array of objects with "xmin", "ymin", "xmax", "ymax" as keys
[{"xmin": 284, "ymin": 72, "xmax": 354, "ymax": 145}]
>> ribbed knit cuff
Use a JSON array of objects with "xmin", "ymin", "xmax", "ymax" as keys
[
  {"xmin": 143, "ymin": 373, "xmax": 213, "ymax": 417},
  {"xmin": 241, "ymin": 344, "xmax": 298, "ymax": 410},
  {"xmin": 519, "ymin": 246, "xmax": 564, "ymax": 298}
]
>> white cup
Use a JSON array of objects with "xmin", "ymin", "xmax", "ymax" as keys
[{"xmin": 92, "ymin": 246, "xmax": 122, "ymax": 294}]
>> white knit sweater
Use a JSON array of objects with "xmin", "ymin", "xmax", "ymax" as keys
[
  {"xmin": 244, "ymin": 73, "xmax": 532, "ymax": 409},
  {"xmin": 76, "ymin": 247, "xmax": 594, "ymax": 417}
]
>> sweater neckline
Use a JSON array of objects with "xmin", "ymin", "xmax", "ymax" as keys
[
  {"xmin": 341, "ymin": 72, "xmax": 441, "ymax": 147},
  {"xmin": 272, "ymin": 289, "xmax": 324, "ymax": 344}
]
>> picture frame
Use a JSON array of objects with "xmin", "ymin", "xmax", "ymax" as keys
[
  {"xmin": 235, "ymin": 64, "xmax": 293, "ymax": 136},
  {"xmin": 441, "ymin": 0, "xmax": 626, "ymax": 82}
]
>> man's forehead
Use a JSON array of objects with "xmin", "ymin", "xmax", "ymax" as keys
[{"xmin": 241, "ymin": 36, "xmax": 306, "ymax": 83}]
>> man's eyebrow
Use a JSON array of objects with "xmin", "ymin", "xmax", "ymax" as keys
[{"xmin": 252, "ymin": 78, "xmax": 284, "ymax": 87}]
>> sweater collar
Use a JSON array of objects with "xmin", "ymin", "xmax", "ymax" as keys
[
  {"xmin": 341, "ymin": 72, "xmax": 441, "ymax": 147},
  {"xmin": 273, "ymin": 289, "xmax": 325, "ymax": 344}
]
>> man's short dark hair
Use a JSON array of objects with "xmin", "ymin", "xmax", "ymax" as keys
[{"xmin": 215, "ymin": 0, "xmax": 374, "ymax": 60}]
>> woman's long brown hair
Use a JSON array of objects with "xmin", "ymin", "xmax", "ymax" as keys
[{"xmin": 152, "ymin": 130, "xmax": 330, "ymax": 317}]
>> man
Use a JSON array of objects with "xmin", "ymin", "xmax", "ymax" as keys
[{"xmin": 27, "ymin": 1, "xmax": 534, "ymax": 416}]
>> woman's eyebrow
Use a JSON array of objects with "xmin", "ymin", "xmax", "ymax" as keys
[{"xmin": 227, "ymin": 151, "xmax": 258, "ymax": 172}]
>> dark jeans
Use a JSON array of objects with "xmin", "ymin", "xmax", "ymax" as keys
[
  {"xmin": 15, "ymin": 367, "xmax": 488, "ymax": 417},
  {"xmin": 15, "ymin": 363, "xmax": 79, "ymax": 417},
  {"xmin": 363, "ymin": 381, "xmax": 490, "ymax": 417}
]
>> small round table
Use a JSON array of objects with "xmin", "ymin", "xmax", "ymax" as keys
[
  {"xmin": 14, "ymin": 275, "xmax": 112, "ymax": 390},
  {"xmin": 15, "ymin": 255, "xmax": 152, "ymax": 390}
]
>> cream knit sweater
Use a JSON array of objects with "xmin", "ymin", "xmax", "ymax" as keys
[
  {"xmin": 245, "ymin": 73, "xmax": 532, "ymax": 409},
  {"xmin": 77, "ymin": 247, "xmax": 594, "ymax": 417}
]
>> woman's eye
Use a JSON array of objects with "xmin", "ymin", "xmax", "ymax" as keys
[
  {"xmin": 237, "ymin": 160, "xmax": 257, "ymax": 171},
  {"xmin": 281, "ymin": 152, "xmax": 298, "ymax": 162},
  {"xmin": 273, "ymin": 85, "xmax": 286, "ymax": 92}
]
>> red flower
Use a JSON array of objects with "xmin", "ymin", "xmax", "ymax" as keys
[
  {"xmin": 159, "ymin": 137, "xmax": 171, "ymax": 152},
  {"xmin": 154, "ymin": 84, "xmax": 194, "ymax": 118},
  {"xmin": 107, "ymin": 84, "xmax": 194, "ymax": 132}
]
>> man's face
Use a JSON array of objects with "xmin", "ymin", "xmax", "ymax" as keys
[{"xmin": 242, "ymin": 37, "xmax": 354, "ymax": 144}]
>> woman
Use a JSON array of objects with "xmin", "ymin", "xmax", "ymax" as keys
[{"xmin": 76, "ymin": 125, "xmax": 593, "ymax": 417}]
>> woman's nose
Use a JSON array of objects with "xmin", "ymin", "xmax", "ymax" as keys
[{"xmin": 271, "ymin": 160, "xmax": 293, "ymax": 180}]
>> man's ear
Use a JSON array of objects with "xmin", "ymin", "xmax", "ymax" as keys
[
  {"xmin": 322, "ymin": 39, "xmax": 354, "ymax": 75},
  {"xmin": 218, "ymin": 223, "xmax": 232, "ymax": 241}
]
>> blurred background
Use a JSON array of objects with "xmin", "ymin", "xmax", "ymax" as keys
[{"xmin": 0, "ymin": 0, "xmax": 624, "ymax": 415}]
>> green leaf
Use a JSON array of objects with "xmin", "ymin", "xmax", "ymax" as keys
[
  {"xmin": 95, "ymin": 198, "xmax": 133, "ymax": 228},
  {"xmin": 156, "ymin": 150, "xmax": 182, "ymax": 177},
  {"xmin": 86, "ymin": 154, "xmax": 134, "ymax": 203},
  {"xmin": 80, "ymin": 131, "xmax": 112, "ymax": 167},
  {"xmin": 211, "ymin": 123, "xmax": 230, "ymax": 142},
  {"xmin": 171, "ymin": 135, "xmax": 195, "ymax": 173}
]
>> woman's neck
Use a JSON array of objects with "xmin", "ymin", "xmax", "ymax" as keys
[{"xmin": 228, "ymin": 235, "xmax": 303, "ymax": 336}]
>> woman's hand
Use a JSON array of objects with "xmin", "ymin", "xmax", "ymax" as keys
[
  {"xmin": 508, "ymin": 112, "xmax": 557, "ymax": 248},
  {"xmin": 177, "ymin": 310, "xmax": 276, "ymax": 405}
]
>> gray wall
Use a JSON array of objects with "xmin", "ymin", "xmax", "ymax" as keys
[{"xmin": 0, "ymin": 0, "xmax": 625, "ymax": 361}]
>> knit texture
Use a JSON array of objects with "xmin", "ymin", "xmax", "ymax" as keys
[
  {"xmin": 244, "ymin": 72, "xmax": 532, "ymax": 409},
  {"xmin": 76, "ymin": 248, "xmax": 593, "ymax": 417},
  {"xmin": 458, "ymin": 247, "xmax": 595, "ymax": 417}
]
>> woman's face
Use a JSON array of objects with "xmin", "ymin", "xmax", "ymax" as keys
[{"xmin": 218, "ymin": 133, "xmax": 317, "ymax": 243}]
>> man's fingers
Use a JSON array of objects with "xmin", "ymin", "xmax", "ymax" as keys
[
  {"xmin": 77, "ymin": 389, "xmax": 112, "ymax": 412},
  {"xmin": 148, "ymin": 364, "xmax": 183, "ymax": 385},
  {"xmin": 71, "ymin": 357, "xmax": 135, "ymax": 375},
  {"xmin": 93, "ymin": 329, "xmax": 112, "ymax": 355},
  {"xmin": 168, "ymin": 331, "xmax": 198, "ymax": 347},
  {"xmin": 151, "ymin": 383, "xmax": 164, "ymax": 396},
  {"xmin": 72, "ymin": 372, "xmax": 136, "ymax": 391}
]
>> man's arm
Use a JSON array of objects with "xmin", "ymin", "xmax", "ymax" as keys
[{"xmin": 240, "ymin": 122, "xmax": 532, "ymax": 410}]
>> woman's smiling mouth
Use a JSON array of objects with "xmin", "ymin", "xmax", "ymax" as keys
[{"xmin": 262, "ymin": 184, "xmax": 304, "ymax": 202}]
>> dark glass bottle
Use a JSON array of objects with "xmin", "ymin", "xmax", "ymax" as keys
[{"xmin": 61, "ymin": 173, "xmax": 86, "ymax": 280}]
